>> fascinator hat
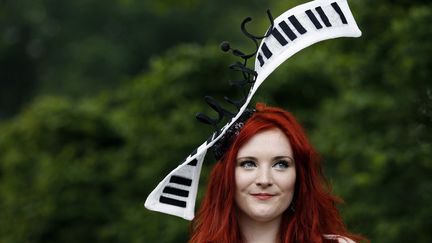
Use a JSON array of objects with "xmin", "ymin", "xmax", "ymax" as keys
[{"xmin": 145, "ymin": 0, "xmax": 361, "ymax": 220}]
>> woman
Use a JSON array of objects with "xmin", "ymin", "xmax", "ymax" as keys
[{"xmin": 190, "ymin": 103, "xmax": 368, "ymax": 243}]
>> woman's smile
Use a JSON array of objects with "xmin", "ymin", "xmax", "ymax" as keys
[{"xmin": 250, "ymin": 193, "xmax": 276, "ymax": 200}]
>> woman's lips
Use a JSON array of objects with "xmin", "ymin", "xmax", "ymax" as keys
[{"xmin": 251, "ymin": 193, "xmax": 275, "ymax": 200}]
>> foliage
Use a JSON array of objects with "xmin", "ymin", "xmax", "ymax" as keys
[
  {"xmin": 0, "ymin": 0, "xmax": 431, "ymax": 242},
  {"xmin": 0, "ymin": 44, "xmax": 232, "ymax": 242},
  {"xmin": 0, "ymin": 0, "xmax": 270, "ymax": 117},
  {"xmin": 310, "ymin": 2, "xmax": 432, "ymax": 242}
]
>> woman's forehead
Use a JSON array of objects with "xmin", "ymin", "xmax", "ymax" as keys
[{"xmin": 236, "ymin": 128, "xmax": 293, "ymax": 158}]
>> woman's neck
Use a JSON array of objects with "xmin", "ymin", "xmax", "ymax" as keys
[{"xmin": 237, "ymin": 213, "xmax": 282, "ymax": 243}]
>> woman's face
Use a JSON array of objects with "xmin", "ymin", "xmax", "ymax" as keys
[{"xmin": 234, "ymin": 128, "xmax": 296, "ymax": 223}]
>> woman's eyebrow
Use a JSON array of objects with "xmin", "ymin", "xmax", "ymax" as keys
[
  {"xmin": 236, "ymin": 156, "xmax": 257, "ymax": 161},
  {"xmin": 273, "ymin": 156, "xmax": 294, "ymax": 161},
  {"xmin": 236, "ymin": 156, "xmax": 294, "ymax": 161}
]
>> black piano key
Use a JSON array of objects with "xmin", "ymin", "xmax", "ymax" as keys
[
  {"xmin": 288, "ymin": 15, "xmax": 307, "ymax": 34},
  {"xmin": 271, "ymin": 28, "xmax": 288, "ymax": 46},
  {"xmin": 159, "ymin": 196, "xmax": 187, "ymax": 208},
  {"xmin": 163, "ymin": 186, "xmax": 190, "ymax": 197},
  {"xmin": 306, "ymin": 10, "xmax": 323, "ymax": 29},
  {"xmin": 170, "ymin": 175, "xmax": 192, "ymax": 186},
  {"xmin": 331, "ymin": 2, "xmax": 348, "ymax": 24},
  {"xmin": 315, "ymin": 6, "xmax": 332, "ymax": 27},
  {"xmin": 257, "ymin": 54, "xmax": 265, "ymax": 67},
  {"xmin": 187, "ymin": 159, "xmax": 198, "ymax": 166},
  {"xmin": 261, "ymin": 43, "xmax": 273, "ymax": 59},
  {"xmin": 279, "ymin": 21, "xmax": 297, "ymax": 41}
]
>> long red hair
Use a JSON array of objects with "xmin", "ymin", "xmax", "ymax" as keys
[{"xmin": 190, "ymin": 103, "xmax": 368, "ymax": 243}]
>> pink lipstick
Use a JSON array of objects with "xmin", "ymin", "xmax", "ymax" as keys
[{"xmin": 251, "ymin": 193, "xmax": 274, "ymax": 200}]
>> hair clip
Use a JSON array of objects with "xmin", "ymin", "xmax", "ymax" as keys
[{"xmin": 145, "ymin": 0, "xmax": 361, "ymax": 220}]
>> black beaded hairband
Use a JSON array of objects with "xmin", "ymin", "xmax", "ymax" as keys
[
  {"xmin": 211, "ymin": 107, "xmax": 256, "ymax": 160},
  {"xmin": 145, "ymin": 0, "xmax": 362, "ymax": 220}
]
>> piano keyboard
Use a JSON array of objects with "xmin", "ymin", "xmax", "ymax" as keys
[
  {"xmin": 158, "ymin": 159, "xmax": 197, "ymax": 208},
  {"xmin": 256, "ymin": 2, "xmax": 350, "ymax": 68}
]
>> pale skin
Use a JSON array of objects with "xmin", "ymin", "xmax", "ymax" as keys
[
  {"xmin": 234, "ymin": 128, "xmax": 355, "ymax": 243},
  {"xmin": 235, "ymin": 128, "xmax": 296, "ymax": 243}
]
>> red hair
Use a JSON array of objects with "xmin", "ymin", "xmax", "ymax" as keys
[{"xmin": 190, "ymin": 103, "xmax": 368, "ymax": 243}]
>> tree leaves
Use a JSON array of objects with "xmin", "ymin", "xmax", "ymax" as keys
[{"xmin": 0, "ymin": 1, "xmax": 431, "ymax": 242}]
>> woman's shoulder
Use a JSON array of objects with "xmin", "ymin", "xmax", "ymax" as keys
[{"xmin": 323, "ymin": 234, "xmax": 356, "ymax": 243}]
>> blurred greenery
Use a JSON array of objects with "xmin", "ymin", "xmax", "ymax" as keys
[{"xmin": 0, "ymin": 0, "xmax": 431, "ymax": 242}]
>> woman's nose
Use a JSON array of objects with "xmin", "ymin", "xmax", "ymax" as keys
[{"xmin": 255, "ymin": 167, "xmax": 273, "ymax": 188}]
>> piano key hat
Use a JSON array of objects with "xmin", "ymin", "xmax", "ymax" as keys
[{"xmin": 145, "ymin": 0, "xmax": 361, "ymax": 220}]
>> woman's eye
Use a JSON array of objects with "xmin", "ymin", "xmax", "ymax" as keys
[
  {"xmin": 239, "ymin": 161, "xmax": 256, "ymax": 169},
  {"xmin": 273, "ymin": 160, "xmax": 290, "ymax": 169}
]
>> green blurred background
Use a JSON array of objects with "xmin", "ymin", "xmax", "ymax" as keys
[{"xmin": 1, "ymin": 0, "xmax": 431, "ymax": 242}]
